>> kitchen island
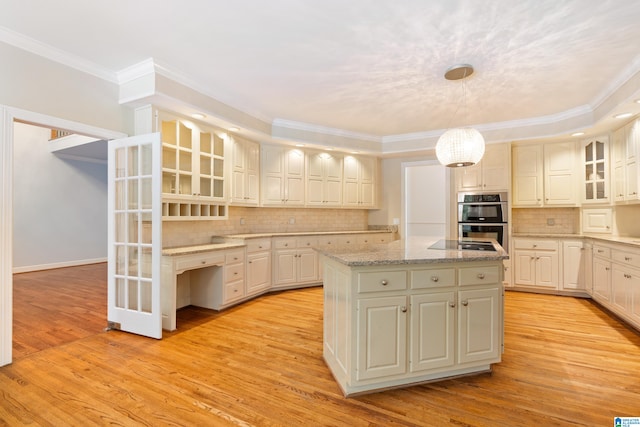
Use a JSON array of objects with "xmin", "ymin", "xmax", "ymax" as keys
[{"xmin": 315, "ymin": 237, "xmax": 509, "ymax": 396}]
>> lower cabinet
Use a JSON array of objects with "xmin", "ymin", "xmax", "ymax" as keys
[
  {"xmin": 324, "ymin": 259, "xmax": 503, "ymax": 396},
  {"xmin": 591, "ymin": 245, "xmax": 612, "ymax": 302},
  {"xmin": 512, "ymin": 238, "xmax": 559, "ymax": 289},
  {"xmin": 246, "ymin": 238, "xmax": 272, "ymax": 296},
  {"xmin": 273, "ymin": 236, "xmax": 320, "ymax": 290}
]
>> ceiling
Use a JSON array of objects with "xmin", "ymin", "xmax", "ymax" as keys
[{"xmin": 2, "ymin": 0, "xmax": 640, "ymax": 154}]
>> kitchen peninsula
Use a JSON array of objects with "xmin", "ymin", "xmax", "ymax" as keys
[{"xmin": 316, "ymin": 237, "xmax": 509, "ymax": 396}]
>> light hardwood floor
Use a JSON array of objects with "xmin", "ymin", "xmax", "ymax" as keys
[{"xmin": 3, "ymin": 263, "xmax": 640, "ymax": 426}]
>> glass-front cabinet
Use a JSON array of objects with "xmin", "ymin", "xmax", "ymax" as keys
[{"xmin": 582, "ymin": 137, "xmax": 609, "ymax": 203}]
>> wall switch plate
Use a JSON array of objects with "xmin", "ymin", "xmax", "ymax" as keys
[
  {"xmin": 240, "ymin": 218, "xmax": 245, "ymax": 225},
  {"xmin": 288, "ymin": 217, "xmax": 295, "ymax": 224},
  {"xmin": 547, "ymin": 218, "xmax": 555, "ymax": 226},
  {"xmin": 393, "ymin": 218, "xmax": 400, "ymax": 225}
]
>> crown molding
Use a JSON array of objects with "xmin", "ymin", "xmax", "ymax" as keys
[
  {"xmin": 272, "ymin": 118, "xmax": 381, "ymax": 142},
  {"xmin": 591, "ymin": 53, "xmax": 640, "ymax": 111},
  {"xmin": 0, "ymin": 25, "xmax": 117, "ymax": 83}
]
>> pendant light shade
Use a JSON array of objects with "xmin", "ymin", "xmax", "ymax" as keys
[
  {"xmin": 436, "ymin": 127, "xmax": 485, "ymax": 167},
  {"xmin": 436, "ymin": 64, "xmax": 485, "ymax": 168}
]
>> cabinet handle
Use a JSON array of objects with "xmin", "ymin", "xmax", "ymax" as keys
[
  {"xmin": 381, "ymin": 280, "xmax": 388, "ymax": 286},
  {"xmin": 248, "ymin": 261, "xmax": 252, "ymax": 264},
  {"xmin": 449, "ymin": 302, "xmax": 456, "ymax": 308},
  {"xmin": 598, "ymin": 249, "xmax": 604, "ymax": 253},
  {"xmin": 284, "ymin": 243, "xmax": 288, "ymax": 247},
  {"xmin": 201, "ymin": 260, "xmax": 206, "ymax": 264},
  {"xmin": 532, "ymin": 244, "xmax": 537, "ymax": 248},
  {"xmin": 431, "ymin": 276, "xmax": 439, "ymax": 282},
  {"xmin": 477, "ymin": 273, "xmax": 485, "ymax": 280},
  {"xmin": 462, "ymin": 301, "xmax": 469, "ymax": 306},
  {"xmin": 625, "ymin": 256, "xmax": 632, "ymax": 261},
  {"xmin": 400, "ymin": 306, "xmax": 407, "ymax": 313}
]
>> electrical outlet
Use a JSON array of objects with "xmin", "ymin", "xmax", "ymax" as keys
[
  {"xmin": 547, "ymin": 218, "xmax": 555, "ymax": 226},
  {"xmin": 288, "ymin": 217, "xmax": 295, "ymax": 225},
  {"xmin": 240, "ymin": 218, "xmax": 245, "ymax": 225}
]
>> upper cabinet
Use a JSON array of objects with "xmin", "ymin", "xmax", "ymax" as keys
[
  {"xmin": 343, "ymin": 155, "xmax": 377, "ymax": 208},
  {"xmin": 612, "ymin": 118, "xmax": 640, "ymax": 203},
  {"xmin": 581, "ymin": 136, "xmax": 609, "ymax": 204},
  {"xmin": 306, "ymin": 151, "xmax": 343, "ymax": 207},
  {"xmin": 231, "ymin": 136, "xmax": 260, "ymax": 206},
  {"xmin": 512, "ymin": 142, "xmax": 578, "ymax": 207},
  {"xmin": 261, "ymin": 145, "xmax": 305, "ymax": 206},
  {"xmin": 455, "ymin": 143, "xmax": 510, "ymax": 192}
]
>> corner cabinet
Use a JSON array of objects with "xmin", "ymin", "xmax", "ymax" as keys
[
  {"xmin": 322, "ymin": 259, "xmax": 503, "ymax": 396},
  {"xmin": 612, "ymin": 119, "xmax": 640, "ymax": 202},
  {"xmin": 343, "ymin": 155, "xmax": 377, "ymax": 208},
  {"xmin": 261, "ymin": 145, "xmax": 305, "ymax": 206},
  {"xmin": 581, "ymin": 137, "xmax": 609, "ymax": 204},
  {"xmin": 455, "ymin": 143, "xmax": 510, "ymax": 192}
]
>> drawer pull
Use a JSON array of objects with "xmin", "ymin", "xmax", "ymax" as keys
[
  {"xmin": 598, "ymin": 249, "xmax": 604, "ymax": 253},
  {"xmin": 462, "ymin": 300, "xmax": 469, "ymax": 306},
  {"xmin": 431, "ymin": 276, "xmax": 439, "ymax": 282},
  {"xmin": 400, "ymin": 306, "xmax": 407, "ymax": 313},
  {"xmin": 449, "ymin": 302, "xmax": 455, "ymax": 308},
  {"xmin": 477, "ymin": 273, "xmax": 485, "ymax": 280},
  {"xmin": 234, "ymin": 272, "xmax": 238, "ymax": 275},
  {"xmin": 625, "ymin": 256, "xmax": 632, "ymax": 261},
  {"xmin": 284, "ymin": 243, "xmax": 289, "ymax": 247},
  {"xmin": 201, "ymin": 260, "xmax": 206, "ymax": 264},
  {"xmin": 381, "ymin": 280, "xmax": 388, "ymax": 286}
]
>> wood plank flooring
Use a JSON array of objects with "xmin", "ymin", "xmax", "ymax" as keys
[{"xmin": 3, "ymin": 264, "xmax": 640, "ymax": 426}]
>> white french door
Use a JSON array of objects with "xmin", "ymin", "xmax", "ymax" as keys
[{"xmin": 108, "ymin": 133, "xmax": 162, "ymax": 339}]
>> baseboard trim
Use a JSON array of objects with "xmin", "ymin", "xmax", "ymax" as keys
[{"xmin": 13, "ymin": 258, "xmax": 107, "ymax": 274}]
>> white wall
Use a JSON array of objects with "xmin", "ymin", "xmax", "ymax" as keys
[{"xmin": 12, "ymin": 123, "xmax": 107, "ymax": 271}]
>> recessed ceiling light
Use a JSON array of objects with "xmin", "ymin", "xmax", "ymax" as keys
[
  {"xmin": 228, "ymin": 126, "xmax": 240, "ymax": 132},
  {"xmin": 614, "ymin": 112, "xmax": 633, "ymax": 119},
  {"xmin": 295, "ymin": 144, "xmax": 305, "ymax": 147},
  {"xmin": 571, "ymin": 132, "xmax": 585, "ymax": 137},
  {"xmin": 191, "ymin": 113, "xmax": 206, "ymax": 119},
  {"xmin": 636, "ymin": 99, "xmax": 640, "ymax": 104}
]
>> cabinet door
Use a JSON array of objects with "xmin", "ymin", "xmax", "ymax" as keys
[
  {"xmin": 582, "ymin": 138, "xmax": 609, "ymax": 203},
  {"xmin": 535, "ymin": 251, "xmax": 559, "ymax": 289},
  {"xmin": 611, "ymin": 265, "xmax": 630, "ymax": 313},
  {"xmin": 592, "ymin": 257, "xmax": 611, "ymax": 302},
  {"xmin": 513, "ymin": 145, "xmax": 543, "ymax": 206},
  {"xmin": 562, "ymin": 241, "xmax": 585, "ymax": 290},
  {"xmin": 455, "ymin": 163, "xmax": 482, "ymax": 191},
  {"xmin": 273, "ymin": 250, "xmax": 297, "ymax": 286},
  {"xmin": 457, "ymin": 287, "xmax": 501, "ymax": 364},
  {"xmin": 482, "ymin": 143, "xmax": 510, "ymax": 191},
  {"xmin": 247, "ymin": 252, "xmax": 271, "ymax": 295},
  {"xmin": 629, "ymin": 269, "xmax": 640, "ymax": 325},
  {"xmin": 513, "ymin": 250, "xmax": 536, "ymax": 286},
  {"xmin": 544, "ymin": 141, "xmax": 577, "ymax": 205},
  {"xmin": 297, "ymin": 249, "xmax": 318, "ymax": 283},
  {"xmin": 356, "ymin": 296, "xmax": 407, "ymax": 380},
  {"xmin": 410, "ymin": 292, "xmax": 455, "ymax": 372}
]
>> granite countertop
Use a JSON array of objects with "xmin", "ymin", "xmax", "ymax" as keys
[
  {"xmin": 314, "ymin": 237, "xmax": 509, "ymax": 267},
  {"xmin": 512, "ymin": 233, "xmax": 640, "ymax": 249},
  {"xmin": 162, "ymin": 230, "xmax": 395, "ymax": 256}
]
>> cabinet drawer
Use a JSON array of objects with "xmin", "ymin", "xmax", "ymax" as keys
[
  {"xmin": 273, "ymin": 238, "xmax": 296, "ymax": 249},
  {"xmin": 612, "ymin": 249, "xmax": 639, "ymax": 267},
  {"xmin": 223, "ymin": 280, "xmax": 244, "ymax": 304},
  {"xmin": 356, "ymin": 233, "xmax": 392, "ymax": 245},
  {"xmin": 225, "ymin": 263, "xmax": 245, "ymax": 282},
  {"xmin": 338, "ymin": 235, "xmax": 358, "ymax": 245},
  {"xmin": 593, "ymin": 245, "xmax": 611, "ymax": 258},
  {"xmin": 317, "ymin": 235, "xmax": 339, "ymax": 246},
  {"xmin": 459, "ymin": 265, "xmax": 500, "ymax": 286},
  {"xmin": 297, "ymin": 237, "xmax": 318, "ymax": 248},
  {"xmin": 358, "ymin": 271, "xmax": 407, "ymax": 293},
  {"xmin": 410, "ymin": 268, "xmax": 456, "ymax": 289},
  {"xmin": 175, "ymin": 252, "xmax": 225, "ymax": 272},
  {"xmin": 246, "ymin": 239, "xmax": 271, "ymax": 253},
  {"xmin": 513, "ymin": 239, "xmax": 558, "ymax": 251},
  {"xmin": 225, "ymin": 250, "xmax": 245, "ymax": 264}
]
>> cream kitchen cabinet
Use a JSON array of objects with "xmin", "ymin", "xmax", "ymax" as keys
[
  {"xmin": 592, "ymin": 244, "xmax": 612, "ymax": 302},
  {"xmin": 455, "ymin": 143, "xmax": 510, "ymax": 192},
  {"xmin": 306, "ymin": 151, "xmax": 343, "ymax": 207},
  {"xmin": 581, "ymin": 137, "xmax": 609, "ymax": 203},
  {"xmin": 261, "ymin": 145, "xmax": 305, "ymax": 206},
  {"xmin": 610, "ymin": 247, "xmax": 640, "ymax": 328},
  {"xmin": 231, "ymin": 136, "xmax": 259, "ymax": 206},
  {"xmin": 246, "ymin": 238, "xmax": 271, "ymax": 296},
  {"xmin": 512, "ymin": 142, "xmax": 578, "ymax": 207},
  {"xmin": 213, "ymin": 249, "xmax": 246, "ymax": 309},
  {"xmin": 323, "ymin": 260, "xmax": 503, "ymax": 396},
  {"xmin": 343, "ymin": 155, "xmax": 377, "ymax": 208},
  {"xmin": 612, "ymin": 119, "xmax": 640, "ymax": 202},
  {"xmin": 512, "ymin": 238, "xmax": 559, "ymax": 289},
  {"xmin": 272, "ymin": 236, "xmax": 319, "ymax": 289},
  {"xmin": 581, "ymin": 208, "xmax": 612, "ymax": 234},
  {"xmin": 561, "ymin": 240, "xmax": 587, "ymax": 292}
]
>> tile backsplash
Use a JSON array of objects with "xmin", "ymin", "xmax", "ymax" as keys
[
  {"xmin": 163, "ymin": 206, "xmax": 370, "ymax": 247},
  {"xmin": 511, "ymin": 207, "xmax": 579, "ymax": 234}
]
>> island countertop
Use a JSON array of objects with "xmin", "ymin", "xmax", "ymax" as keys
[{"xmin": 314, "ymin": 236, "xmax": 509, "ymax": 267}]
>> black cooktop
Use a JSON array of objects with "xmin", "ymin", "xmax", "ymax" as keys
[{"xmin": 429, "ymin": 239, "xmax": 497, "ymax": 252}]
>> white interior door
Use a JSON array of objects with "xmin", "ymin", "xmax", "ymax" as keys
[{"xmin": 108, "ymin": 133, "xmax": 162, "ymax": 339}]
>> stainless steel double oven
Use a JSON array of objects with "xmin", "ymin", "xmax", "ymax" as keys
[{"xmin": 457, "ymin": 191, "xmax": 509, "ymax": 252}]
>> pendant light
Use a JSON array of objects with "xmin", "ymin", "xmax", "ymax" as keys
[{"xmin": 435, "ymin": 64, "xmax": 485, "ymax": 168}]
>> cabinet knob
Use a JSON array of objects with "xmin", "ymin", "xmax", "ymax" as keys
[
  {"xmin": 477, "ymin": 273, "xmax": 485, "ymax": 280},
  {"xmin": 248, "ymin": 261, "xmax": 252, "ymax": 264},
  {"xmin": 400, "ymin": 306, "xmax": 407, "ymax": 313},
  {"xmin": 625, "ymin": 256, "xmax": 632, "ymax": 261},
  {"xmin": 532, "ymin": 244, "xmax": 537, "ymax": 248},
  {"xmin": 201, "ymin": 260, "xmax": 206, "ymax": 264},
  {"xmin": 431, "ymin": 276, "xmax": 439, "ymax": 282},
  {"xmin": 381, "ymin": 280, "xmax": 388, "ymax": 286},
  {"xmin": 462, "ymin": 300, "xmax": 469, "ymax": 306},
  {"xmin": 449, "ymin": 302, "xmax": 456, "ymax": 308},
  {"xmin": 284, "ymin": 243, "xmax": 288, "ymax": 247}
]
